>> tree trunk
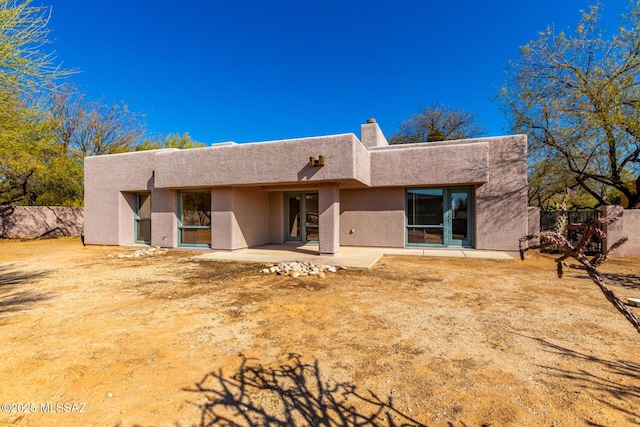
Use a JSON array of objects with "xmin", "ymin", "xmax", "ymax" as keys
[{"xmin": 582, "ymin": 262, "xmax": 640, "ymax": 333}]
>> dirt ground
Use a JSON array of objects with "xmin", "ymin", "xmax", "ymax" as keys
[{"xmin": 0, "ymin": 238, "xmax": 638, "ymax": 427}]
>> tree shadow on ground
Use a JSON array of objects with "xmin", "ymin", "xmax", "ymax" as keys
[
  {"xmin": 182, "ymin": 353, "xmax": 428, "ymax": 427},
  {"xmin": 515, "ymin": 333, "xmax": 640, "ymax": 425},
  {"xmin": 0, "ymin": 264, "xmax": 50, "ymax": 315},
  {"xmin": 600, "ymin": 273, "xmax": 640, "ymax": 290}
]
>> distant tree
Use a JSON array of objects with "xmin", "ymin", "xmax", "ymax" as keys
[
  {"xmin": 29, "ymin": 83, "xmax": 146, "ymax": 206},
  {"xmin": 389, "ymin": 104, "xmax": 487, "ymax": 144},
  {"xmin": 0, "ymin": 92, "xmax": 53, "ymax": 205},
  {"xmin": 135, "ymin": 132, "xmax": 205, "ymax": 151},
  {"xmin": 50, "ymin": 84, "xmax": 144, "ymax": 157},
  {"xmin": 500, "ymin": 3, "xmax": 640, "ymax": 208},
  {"xmin": 29, "ymin": 150, "xmax": 83, "ymax": 206}
]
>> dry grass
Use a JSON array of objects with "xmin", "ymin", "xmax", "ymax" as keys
[{"xmin": 0, "ymin": 238, "xmax": 638, "ymax": 426}]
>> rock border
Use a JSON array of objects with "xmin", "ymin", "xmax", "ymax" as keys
[{"xmin": 259, "ymin": 261, "xmax": 345, "ymax": 278}]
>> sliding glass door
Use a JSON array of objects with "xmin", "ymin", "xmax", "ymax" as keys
[{"xmin": 406, "ymin": 187, "xmax": 473, "ymax": 247}]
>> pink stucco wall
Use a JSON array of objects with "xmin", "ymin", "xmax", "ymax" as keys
[
  {"xmin": 230, "ymin": 188, "xmax": 270, "ymax": 249},
  {"xmin": 0, "ymin": 206, "xmax": 83, "ymax": 239},
  {"xmin": 474, "ymin": 135, "xmax": 529, "ymax": 251},
  {"xmin": 84, "ymin": 150, "xmax": 162, "ymax": 245},
  {"xmin": 339, "ymin": 188, "xmax": 406, "ymax": 248},
  {"xmin": 318, "ymin": 183, "xmax": 340, "ymax": 254},
  {"xmin": 150, "ymin": 187, "xmax": 178, "ymax": 247},
  {"xmin": 622, "ymin": 209, "xmax": 640, "ymax": 257},
  {"xmin": 369, "ymin": 140, "xmax": 490, "ymax": 187},
  {"xmin": 210, "ymin": 187, "xmax": 234, "ymax": 250},
  {"xmin": 210, "ymin": 187, "xmax": 270, "ymax": 251},
  {"xmin": 153, "ymin": 134, "xmax": 370, "ymax": 189},
  {"xmin": 602, "ymin": 206, "xmax": 640, "ymax": 258},
  {"xmin": 268, "ymin": 192, "xmax": 284, "ymax": 244}
]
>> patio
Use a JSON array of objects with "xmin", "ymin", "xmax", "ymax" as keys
[{"xmin": 193, "ymin": 243, "xmax": 514, "ymax": 268}]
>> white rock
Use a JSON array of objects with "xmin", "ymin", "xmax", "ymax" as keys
[{"xmin": 258, "ymin": 261, "xmax": 340, "ymax": 277}]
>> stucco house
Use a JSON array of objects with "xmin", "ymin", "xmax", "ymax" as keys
[{"xmin": 83, "ymin": 119, "xmax": 528, "ymax": 254}]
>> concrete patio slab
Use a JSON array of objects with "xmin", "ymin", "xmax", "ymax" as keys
[
  {"xmin": 421, "ymin": 249, "xmax": 467, "ymax": 258},
  {"xmin": 382, "ymin": 248, "xmax": 425, "ymax": 256},
  {"xmin": 194, "ymin": 244, "xmax": 512, "ymax": 268},
  {"xmin": 462, "ymin": 250, "xmax": 514, "ymax": 260},
  {"xmin": 194, "ymin": 244, "xmax": 385, "ymax": 268},
  {"xmin": 385, "ymin": 248, "xmax": 467, "ymax": 258}
]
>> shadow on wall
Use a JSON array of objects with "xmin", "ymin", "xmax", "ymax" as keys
[
  {"xmin": 297, "ymin": 164, "xmax": 323, "ymax": 181},
  {"xmin": 180, "ymin": 353, "xmax": 428, "ymax": 427},
  {"xmin": 0, "ymin": 206, "xmax": 83, "ymax": 239},
  {"xmin": 0, "ymin": 264, "xmax": 50, "ymax": 316}
]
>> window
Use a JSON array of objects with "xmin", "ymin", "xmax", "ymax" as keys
[
  {"xmin": 179, "ymin": 191, "xmax": 211, "ymax": 246},
  {"xmin": 407, "ymin": 189, "xmax": 444, "ymax": 245},
  {"xmin": 135, "ymin": 193, "xmax": 151, "ymax": 244}
]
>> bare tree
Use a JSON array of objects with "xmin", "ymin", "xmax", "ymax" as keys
[
  {"xmin": 389, "ymin": 104, "xmax": 486, "ymax": 144},
  {"xmin": 49, "ymin": 83, "xmax": 144, "ymax": 156}
]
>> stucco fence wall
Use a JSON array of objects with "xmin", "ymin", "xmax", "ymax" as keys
[
  {"xmin": 601, "ymin": 206, "xmax": 640, "ymax": 258},
  {"xmin": 0, "ymin": 206, "xmax": 84, "ymax": 239}
]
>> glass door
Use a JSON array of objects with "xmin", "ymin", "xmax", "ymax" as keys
[
  {"xmin": 406, "ymin": 187, "xmax": 473, "ymax": 247},
  {"xmin": 304, "ymin": 193, "xmax": 319, "ymax": 241},
  {"xmin": 286, "ymin": 194, "xmax": 302, "ymax": 241},
  {"xmin": 135, "ymin": 193, "xmax": 151, "ymax": 244},
  {"xmin": 446, "ymin": 188, "xmax": 472, "ymax": 247},
  {"xmin": 285, "ymin": 192, "xmax": 319, "ymax": 242}
]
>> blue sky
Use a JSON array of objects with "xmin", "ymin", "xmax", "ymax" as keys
[{"xmin": 44, "ymin": 0, "xmax": 627, "ymax": 145}]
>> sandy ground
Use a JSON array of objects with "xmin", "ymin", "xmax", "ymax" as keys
[{"xmin": 0, "ymin": 237, "xmax": 638, "ymax": 427}]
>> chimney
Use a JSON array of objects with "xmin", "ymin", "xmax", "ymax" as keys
[{"xmin": 360, "ymin": 118, "xmax": 389, "ymax": 148}]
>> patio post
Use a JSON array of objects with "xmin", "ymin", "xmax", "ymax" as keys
[{"xmin": 318, "ymin": 183, "xmax": 340, "ymax": 255}]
